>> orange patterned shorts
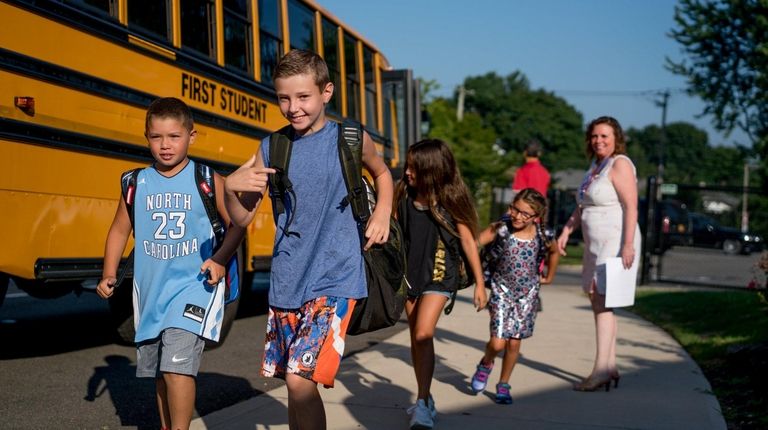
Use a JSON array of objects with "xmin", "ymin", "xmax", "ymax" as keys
[{"xmin": 262, "ymin": 296, "xmax": 355, "ymax": 388}]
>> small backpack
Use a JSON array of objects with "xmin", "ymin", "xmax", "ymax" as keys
[
  {"xmin": 481, "ymin": 215, "xmax": 550, "ymax": 287},
  {"xmin": 116, "ymin": 163, "xmax": 240, "ymax": 303},
  {"xmin": 268, "ymin": 120, "xmax": 407, "ymax": 335}
]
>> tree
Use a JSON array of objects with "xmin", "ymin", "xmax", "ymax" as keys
[
  {"xmin": 627, "ymin": 121, "xmax": 749, "ymax": 185},
  {"xmin": 460, "ymin": 72, "xmax": 585, "ymax": 172},
  {"xmin": 425, "ymin": 97, "xmax": 511, "ymax": 223},
  {"xmin": 667, "ymin": 0, "xmax": 768, "ymax": 183}
]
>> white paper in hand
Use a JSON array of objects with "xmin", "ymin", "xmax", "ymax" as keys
[{"xmin": 603, "ymin": 257, "xmax": 638, "ymax": 307}]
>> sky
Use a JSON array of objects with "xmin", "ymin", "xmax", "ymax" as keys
[{"xmin": 318, "ymin": 0, "xmax": 748, "ymax": 147}]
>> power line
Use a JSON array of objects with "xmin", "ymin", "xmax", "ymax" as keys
[{"xmin": 552, "ymin": 88, "xmax": 686, "ymax": 97}]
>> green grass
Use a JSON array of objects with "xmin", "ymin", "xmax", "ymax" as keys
[
  {"xmin": 631, "ymin": 290, "xmax": 768, "ymax": 429},
  {"xmin": 559, "ymin": 241, "xmax": 584, "ymax": 266}
]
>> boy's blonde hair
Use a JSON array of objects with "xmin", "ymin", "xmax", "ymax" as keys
[
  {"xmin": 273, "ymin": 49, "xmax": 331, "ymax": 89},
  {"xmin": 145, "ymin": 97, "xmax": 194, "ymax": 134}
]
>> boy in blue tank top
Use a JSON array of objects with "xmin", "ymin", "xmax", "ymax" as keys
[
  {"xmin": 224, "ymin": 49, "xmax": 394, "ymax": 430},
  {"xmin": 96, "ymin": 97, "xmax": 245, "ymax": 430}
]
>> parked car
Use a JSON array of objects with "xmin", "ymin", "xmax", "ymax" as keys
[
  {"xmin": 639, "ymin": 199, "xmax": 693, "ymax": 253},
  {"xmin": 688, "ymin": 212, "xmax": 764, "ymax": 255}
]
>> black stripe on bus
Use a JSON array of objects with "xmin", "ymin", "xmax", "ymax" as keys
[
  {"xmin": 0, "ymin": 117, "xmax": 238, "ymax": 174},
  {"xmin": 0, "ymin": 47, "xmax": 272, "ymax": 141}
]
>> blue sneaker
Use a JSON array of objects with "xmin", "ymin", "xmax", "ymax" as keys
[
  {"xmin": 427, "ymin": 394, "xmax": 437, "ymax": 419},
  {"xmin": 407, "ymin": 399, "xmax": 433, "ymax": 429},
  {"xmin": 470, "ymin": 360, "xmax": 494, "ymax": 393},
  {"xmin": 495, "ymin": 382, "xmax": 513, "ymax": 404}
]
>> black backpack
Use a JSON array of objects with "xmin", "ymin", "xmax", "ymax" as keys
[
  {"xmin": 116, "ymin": 163, "xmax": 239, "ymax": 303},
  {"xmin": 268, "ymin": 120, "xmax": 407, "ymax": 335}
]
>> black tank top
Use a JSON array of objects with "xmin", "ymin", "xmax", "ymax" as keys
[{"xmin": 403, "ymin": 200, "xmax": 459, "ymax": 297}]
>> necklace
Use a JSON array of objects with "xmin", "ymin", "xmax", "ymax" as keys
[{"xmin": 578, "ymin": 157, "xmax": 611, "ymax": 201}]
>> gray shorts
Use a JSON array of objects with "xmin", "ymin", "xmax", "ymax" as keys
[{"xmin": 136, "ymin": 328, "xmax": 205, "ymax": 378}]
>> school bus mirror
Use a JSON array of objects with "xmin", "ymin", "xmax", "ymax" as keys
[{"xmin": 14, "ymin": 96, "xmax": 35, "ymax": 116}]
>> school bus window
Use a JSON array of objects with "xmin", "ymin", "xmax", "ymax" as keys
[
  {"xmin": 258, "ymin": 0, "xmax": 282, "ymax": 85},
  {"xmin": 127, "ymin": 0, "xmax": 171, "ymax": 41},
  {"xmin": 321, "ymin": 17, "xmax": 341, "ymax": 114},
  {"xmin": 344, "ymin": 34, "xmax": 360, "ymax": 120},
  {"xmin": 63, "ymin": 0, "xmax": 117, "ymax": 18},
  {"xmin": 223, "ymin": 0, "xmax": 252, "ymax": 73},
  {"xmin": 287, "ymin": 0, "xmax": 315, "ymax": 51},
  {"xmin": 181, "ymin": 0, "xmax": 216, "ymax": 59},
  {"xmin": 382, "ymin": 83, "xmax": 395, "ymax": 141},
  {"xmin": 363, "ymin": 45, "xmax": 377, "ymax": 130}
]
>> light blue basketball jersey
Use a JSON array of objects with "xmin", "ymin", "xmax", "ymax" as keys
[{"xmin": 131, "ymin": 160, "xmax": 225, "ymax": 343}]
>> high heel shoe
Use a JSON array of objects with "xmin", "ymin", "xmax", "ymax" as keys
[
  {"xmin": 610, "ymin": 370, "xmax": 620, "ymax": 389},
  {"xmin": 573, "ymin": 376, "xmax": 611, "ymax": 392}
]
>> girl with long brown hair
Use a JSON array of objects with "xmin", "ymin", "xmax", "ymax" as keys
[{"xmin": 394, "ymin": 139, "xmax": 487, "ymax": 429}]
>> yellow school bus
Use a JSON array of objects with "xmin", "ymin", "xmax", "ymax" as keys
[{"xmin": 0, "ymin": 0, "xmax": 421, "ymax": 342}]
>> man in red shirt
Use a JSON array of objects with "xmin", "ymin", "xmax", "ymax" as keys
[
  {"xmin": 512, "ymin": 139, "xmax": 551, "ymax": 313},
  {"xmin": 512, "ymin": 140, "xmax": 550, "ymax": 197}
]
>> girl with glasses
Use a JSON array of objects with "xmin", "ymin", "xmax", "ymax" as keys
[{"xmin": 469, "ymin": 188, "xmax": 559, "ymax": 404}]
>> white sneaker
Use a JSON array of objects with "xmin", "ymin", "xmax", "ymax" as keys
[{"xmin": 407, "ymin": 399, "xmax": 434, "ymax": 429}]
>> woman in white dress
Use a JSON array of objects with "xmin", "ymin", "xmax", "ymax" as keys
[{"xmin": 556, "ymin": 116, "xmax": 640, "ymax": 392}]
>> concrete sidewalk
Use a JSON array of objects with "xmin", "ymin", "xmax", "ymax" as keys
[{"xmin": 191, "ymin": 268, "xmax": 726, "ymax": 429}]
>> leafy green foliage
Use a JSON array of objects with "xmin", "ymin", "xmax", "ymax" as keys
[
  {"xmin": 667, "ymin": 0, "xmax": 768, "ymax": 186},
  {"xmin": 461, "ymin": 72, "xmax": 585, "ymax": 172},
  {"xmin": 423, "ymin": 97, "xmax": 511, "ymax": 223},
  {"xmin": 627, "ymin": 122, "xmax": 748, "ymax": 184}
]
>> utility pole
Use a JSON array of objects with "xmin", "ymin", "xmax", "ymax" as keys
[
  {"xmin": 456, "ymin": 85, "xmax": 474, "ymax": 122},
  {"xmin": 652, "ymin": 90, "xmax": 670, "ymax": 282},
  {"xmin": 655, "ymin": 89, "xmax": 670, "ymax": 185},
  {"xmin": 741, "ymin": 163, "xmax": 749, "ymax": 232}
]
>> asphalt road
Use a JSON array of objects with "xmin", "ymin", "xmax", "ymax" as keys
[
  {"xmin": 0, "ymin": 274, "xmax": 405, "ymax": 429},
  {"xmin": 655, "ymin": 246, "xmax": 763, "ymax": 288}
]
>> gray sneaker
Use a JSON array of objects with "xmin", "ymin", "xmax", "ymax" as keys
[{"xmin": 407, "ymin": 399, "xmax": 433, "ymax": 429}]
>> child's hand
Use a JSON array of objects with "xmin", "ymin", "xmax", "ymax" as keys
[
  {"xmin": 363, "ymin": 209, "xmax": 390, "ymax": 250},
  {"xmin": 200, "ymin": 259, "xmax": 226, "ymax": 286},
  {"xmin": 473, "ymin": 283, "xmax": 488, "ymax": 311},
  {"xmin": 225, "ymin": 154, "xmax": 275, "ymax": 195},
  {"xmin": 96, "ymin": 277, "xmax": 116, "ymax": 299}
]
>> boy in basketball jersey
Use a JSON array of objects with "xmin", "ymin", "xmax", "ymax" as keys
[
  {"xmin": 96, "ymin": 97, "xmax": 245, "ymax": 430},
  {"xmin": 223, "ymin": 49, "xmax": 394, "ymax": 430}
]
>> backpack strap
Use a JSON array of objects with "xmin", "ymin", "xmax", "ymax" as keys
[
  {"xmin": 268, "ymin": 125, "xmax": 294, "ymax": 224},
  {"xmin": 194, "ymin": 162, "xmax": 225, "ymax": 245},
  {"xmin": 337, "ymin": 120, "xmax": 371, "ymax": 224},
  {"xmin": 534, "ymin": 222, "xmax": 550, "ymax": 272},
  {"xmin": 120, "ymin": 168, "xmax": 142, "ymax": 229},
  {"xmin": 116, "ymin": 167, "xmax": 142, "ymax": 288}
]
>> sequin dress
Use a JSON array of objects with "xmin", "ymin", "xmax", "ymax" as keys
[{"xmin": 487, "ymin": 223, "xmax": 542, "ymax": 339}]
